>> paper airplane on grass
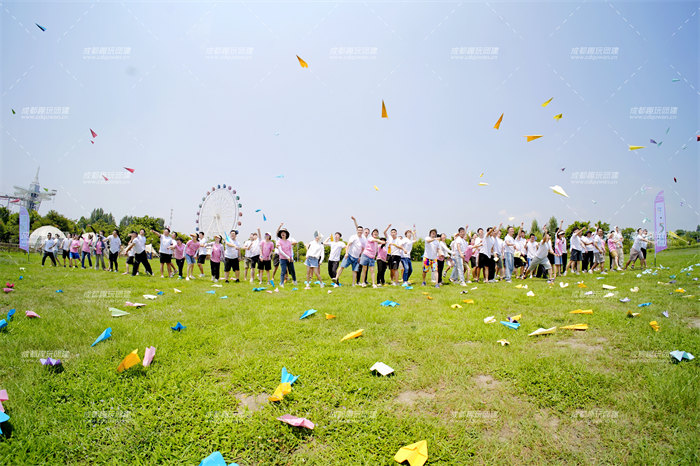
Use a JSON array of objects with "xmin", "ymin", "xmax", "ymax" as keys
[
  {"xmin": 171, "ymin": 322, "xmax": 186, "ymax": 331},
  {"xmin": 603, "ymin": 292, "xmax": 615, "ymax": 298},
  {"xmin": 341, "ymin": 329, "xmax": 363, "ymax": 341},
  {"xmin": 484, "ymin": 316, "xmax": 496, "ymax": 324},
  {"xmin": 638, "ymin": 302, "xmax": 651, "ymax": 307},
  {"xmin": 462, "ymin": 299, "xmax": 475, "ymax": 304},
  {"xmin": 394, "ymin": 440, "xmax": 428, "ymax": 466},
  {"xmin": 300, "ymin": 309, "xmax": 317, "ymax": 319},
  {"xmin": 662, "ymin": 311, "xmax": 669, "ymax": 318},
  {"xmin": 559, "ymin": 282, "xmax": 569, "ymax": 288},
  {"xmin": 370, "ymin": 362, "xmax": 394, "ymax": 376},
  {"xmin": 6, "ymin": 309, "xmax": 15, "ymax": 321},
  {"xmin": 117, "ymin": 349, "xmax": 141, "ymax": 373},
  {"xmin": 110, "ymin": 307, "xmax": 129, "ymax": 317},
  {"xmin": 0, "ymin": 320, "xmax": 6, "ymax": 330},
  {"xmin": 278, "ymin": 414, "xmax": 314, "ymax": 429},
  {"xmin": 602, "ymin": 284, "xmax": 616, "ymax": 290},
  {"xmin": 620, "ymin": 297, "xmax": 630, "ymax": 303},
  {"xmin": 508, "ymin": 314, "xmax": 522, "ymax": 322},
  {"xmin": 281, "ymin": 367, "xmax": 298, "ymax": 385},
  {"xmin": 528, "ymin": 327, "xmax": 556, "ymax": 336},
  {"xmin": 649, "ymin": 321, "xmax": 660, "ymax": 332},
  {"xmin": 497, "ymin": 339, "xmax": 510, "ymax": 346},
  {"xmin": 669, "ymin": 351, "xmax": 694, "ymax": 362},
  {"xmin": 91, "ymin": 327, "xmax": 112, "ymax": 347},
  {"xmin": 627, "ymin": 311, "xmax": 640, "ymax": 317},
  {"xmin": 381, "ymin": 300, "xmax": 400, "ymax": 307},
  {"xmin": 268, "ymin": 382, "xmax": 292, "ymax": 402},
  {"xmin": 143, "ymin": 346, "xmax": 156, "ymax": 367},
  {"xmin": 325, "ymin": 313, "xmax": 336, "ymax": 320},
  {"xmin": 40, "ymin": 357, "xmax": 61, "ymax": 366},
  {"xmin": 125, "ymin": 302, "xmax": 146, "ymax": 307},
  {"xmin": 500, "ymin": 321, "xmax": 520, "ymax": 330},
  {"xmin": 570, "ymin": 309, "xmax": 593, "ymax": 315},
  {"xmin": 560, "ymin": 324, "xmax": 588, "ymax": 331},
  {"xmin": 205, "ymin": 290, "xmax": 215, "ymax": 294},
  {"xmin": 25, "ymin": 310, "xmax": 40, "ymax": 318},
  {"xmin": 630, "ymin": 287, "xmax": 639, "ymax": 292},
  {"xmin": 143, "ymin": 294, "xmax": 158, "ymax": 299},
  {"xmin": 450, "ymin": 304, "xmax": 463, "ymax": 309},
  {"xmin": 198, "ymin": 451, "xmax": 239, "ymax": 466},
  {"xmin": 526, "ymin": 291, "xmax": 535, "ymax": 297},
  {"xmin": 252, "ymin": 287, "xmax": 266, "ymax": 292},
  {"xmin": 0, "ymin": 411, "xmax": 9, "ymax": 434}
]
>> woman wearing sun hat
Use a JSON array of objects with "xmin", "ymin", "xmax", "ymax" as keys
[{"xmin": 276, "ymin": 223, "xmax": 297, "ymax": 287}]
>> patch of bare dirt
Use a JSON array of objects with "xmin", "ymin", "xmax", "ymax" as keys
[
  {"xmin": 473, "ymin": 374, "xmax": 501, "ymax": 389},
  {"xmin": 234, "ymin": 393, "xmax": 268, "ymax": 413},
  {"xmin": 395, "ymin": 389, "xmax": 435, "ymax": 406},
  {"xmin": 555, "ymin": 336, "xmax": 606, "ymax": 352},
  {"xmin": 687, "ymin": 317, "xmax": 700, "ymax": 329}
]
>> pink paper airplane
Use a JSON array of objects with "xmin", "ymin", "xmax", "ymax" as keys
[
  {"xmin": 25, "ymin": 311, "xmax": 40, "ymax": 318},
  {"xmin": 277, "ymin": 414, "xmax": 315, "ymax": 429}
]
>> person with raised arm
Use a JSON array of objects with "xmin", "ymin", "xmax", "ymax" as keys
[
  {"xmin": 359, "ymin": 227, "xmax": 387, "ymax": 288},
  {"xmin": 421, "ymin": 228, "xmax": 440, "ymax": 287},
  {"xmin": 323, "ymin": 232, "xmax": 346, "ymax": 284},
  {"xmin": 332, "ymin": 216, "xmax": 365, "ymax": 286},
  {"xmin": 223, "ymin": 230, "xmax": 241, "ymax": 283},
  {"xmin": 151, "ymin": 227, "xmax": 175, "ymax": 278}
]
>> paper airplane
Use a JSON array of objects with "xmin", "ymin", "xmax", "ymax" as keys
[
  {"xmin": 198, "ymin": 451, "xmax": 239, "ymax": 466},
  {"xmin": 268, "ymin": 382, "xmax": 292, "ymax": 402},
  {"xmin": 628, "ymin": 145, "xmax": 645, "ymax": 150},
  {"xmin": 525, "ymin": 135, "xmax": 543, "ymax": 142},
  {"xmin": 578, "ymin": 283, "xmax": 587, "ymax": 288},
  {"xmin": 553, "ymin": 113, "xmax": 563, "ymax": 120},
  {"xmin": 526, "ymin": 291, "xmax": 535, "ymax": 297},
  {"xmin": 484, "ymin": 316, "xmax": 496, "ymax": 324},
  {"xmin": 559, "ymin": 282, "xmax": 569, "ymax": 288},
  {"xmin": 90, "ymin": 129, "xmax": 97, "ymax": 138},
  {"xmin": 25, "ymin": 310, "xmax": 41, "ymax": 318},
  {"xmin": 671, "ymin": 78, "xmax": 680, "ymax": 82},
  {"xmin": 109, "ymin": 307, "xmax": 129, "ymax": 317},
  {"xmin": 560, "ymin": 324, "xmax": 588, "ymax": 331},
  {"xmin": 171, "ymin": 322, "xmax": 186, "ymax": 331},
  {"xmin": 494, "ymin": 113, "xmax": 503, "ymax": 130},
  {"xmin": 252, "ymin": 287, "xmax": 266, "ymax": 292},
  {"xmin": 40, "ymin": 357, "xmax": 61, "ymax": 366},
  {"xmin": 649, "ymin": 321, "xmax": 660, "ymax": 332},
  {"xmin": 6, "ymin": 309, "xmax": 15, "ymax": 321},
  {"xmin": 508, "ymin": 314, "xmax": 522, "ymax": 322},
  {"xmin": 277, "ymin": 414, "xmax": 314, "ymax": 429},
  {"xmin": 549, "ymin": 185, "xmax": 569, "ymax": 198},
  {"xmin": 508, "ymin": 216, "xmax": 515, "ymax": 221},
  {"xmin": 296, "ymin": 55, "xmax": 308, "ymax": 68},
  {"xmin": 500, "ymin": 321, "xmax": 520, "ymax": 330},
  {"xmin": 638, "ymin": 302, "xmax": 651, "ymax": 307},
  {"xmin": 650, "ymin": 139, "xmax": 657, "ymax": 144},
  {"xmin": 205, "ymin": 290, "xmax": 215, "ymax": 294},
  {"xmin": 602, "ymin": 285, "xmax": 616, "ymax": 290},
  {"xmin": 381, "ymin": 300, "xmax": 400, "ymax": 307},
  {"xmin": 173, "ymin": 289, "xmax": 181, "ymax": 293},
  {"xmin": 143, "ymin": 346, "xmax": 156, "ymax": 367},
  {"xmin": 528, "ymin": 327, "xmax": 556, "ymax": 336},
  {"xmin": 0, "ymin": 319, "xmax": 7, "ymax": 330},
  {"xmin": 381, "ymin": 100, "xmax": 388, "ymax": 118},
  {"xmin": 497, "ymin": 339, "xmax": 510, "ymax": 346},
  {"xmin": 370, "ymin": 362, "xmax": 394, "ymax": 376},
  {"xmin": 325, "ymin": 313, "xmax": 336, "ymax": 319},
  {"xmin": 627, "ymin": 311, "xmax": 640, "ymax": 317},
  {"xmin": 541, "ymin": 97, "xmax": 553, "ymax": 107},
  {"xmin": 35, "ymin": 23, "xmax": 46, "ymax": 31},
  {"xmin": 570, "ymin": 309, "xmax": 593, "ymax": 315},
  {"xmin": 620, "ymin": 298, "xmax": 631, "ymax": 303},
  {"xmin": 394, "ymin": 440, "xmax": 428, "ymax": 466},
  {"xmin": 3, "ymin": 288, "xmax": 13, "ymax": 294},
  {"xmin": 143, "ymin": 294, "xmax": 158, "ymax": 299},
  {"xmin": 669, "ymin": 351, "xmax": 694, "ymax": 362},
  {"xmin": 91, "ymin": 327, "xmax": 112, "ymax": 347},
  {"xmin": 280, "ymin": 367, "xmax": 298, "ymax": 385},
  {"xmin": 101, "ymin": 175, "xmax": 108, "ymax": 181},
  {"xmin": 117, "ymin": 349, "xmax": 141, "ymax": 373},
  {"xmin": 662, "ymin": 311, "xmax": 669, "ymax": 318},
  {"xmin": 124, "ymin": 167, "xmax": 135, "ymax": 173},
  {"xmin": 450, "ymin": 304, "xmax": 463, "ymax": 309},
  {"xmin": 125, "ymin": 302, "xmax": 146, "ymax": 307},
  {"xmin": 341, "ymin": 329, "xmax": 363, "ymax": 341},
  {"xmin": 55, "ymin": 289, "xmax": 62, "ymax": 292},
  {"xmin": 603, "ymin": 292, "xmax": 614, "ymax": 298}
]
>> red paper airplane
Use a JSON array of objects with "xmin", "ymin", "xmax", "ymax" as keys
[
  {"xmin": 90, "ymin": 129, "xmax": 97, "ymax": 138},
  {"xmin": 102, "ymin": 175, "xmax": 108, "ymax": 181},
  {"xmin": 90, "ymin": 140, "xmax": 94, "ymax": 144},
  {"xmin": 124, "ymin": 167, "xmax": 134, "ymax": 173}
]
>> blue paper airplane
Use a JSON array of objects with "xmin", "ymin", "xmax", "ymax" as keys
[
  {"xmin": 500, "ymin": 321, "xmax": 520, "ymax": 330},
  {"xmin": 669, "ymin": 350, "xmax": 694, "ymax": 362},
  {"xmin": 220, "ymin": 296, "xmax": 228, "ymax": 299},
  {"xmin": 91, "ymin": 327, "xmax": 112, "ymax": 347},
  {"xmin": 253, "ymin": 287, "xmax": 266, "ymax": 292},
  {"xmin": 300, "ymin": 309, "xmax": 317, "ymax": 319},
  {"xmin": 638, "ymin": 302, "xmax": 651, "ymax": 307},
  {"xmin": 0, "ymin": 411, "xmax": 9, "ymax": 434},
  {"xmin": 205, "ymin": 290, "xmax": 216, "ymax": 294},
  {"xmin": 171, "ymin": 322, "xmax": 186, "ymax": 331},
  {"xmin": 56, "ymin": 290, "xmax": 63, "ymax": 293},
  {"xmin": 0, "ymin": 319, "xmax": 7, "ymax": 330},
  {"xmin": 35, "ymin": 23, "xmax": 46, "ymax": 31},
  {"xmin": 380, "ymin": 300, "xmax": 400, "ymax": 307},
  {"xmin": 281, "ymin": 367, "xmax": 299, "ymax": 384},
  {"xmin": 157, "ymin": 291, "xmax": 164, "ymax": 295},
  {"xmin": 198, "ymin": 451, "xmax": 239, "ymax": 466},
  {"xmin": 7, "ymin": 309, "xmax": 15, "ymax": 321}
]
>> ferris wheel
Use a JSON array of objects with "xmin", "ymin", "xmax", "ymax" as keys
[{"xmin": 195, "ymin": 184, "xmax": 242, "ymax": 240}]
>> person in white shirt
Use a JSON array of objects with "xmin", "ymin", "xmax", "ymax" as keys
[
  {"xmin": 107, "ymin": 230, "xmax": 121, "ymax": 272},
  {"xmin": 526, "ymin": 234, "xmax": 538, "ymax": 265},
  {"xmin": 581, "ymin": 230, "xmax": 595, "ymax": 273},
  {"xmin": 525, "ymin": 228, "xmax": 555, "ymax": 283},
  {"xmin": 384, "ymin": 226, "xmax": 403, "ymax": 285},
  {"xmin": 323, "ymin": 232, "xmax": 346, "ymax": 283},
  {"xmin": 567, "ymin": 227, "xmax": 584, "ymax": 274},
  {"xmin": 246, "ymin": 232, "xmax": 262, "ymax": 283},
  {"xmin": 480, "ymin": 224, "xmax": 500, "ymax": 283},
  {"xmin": 472, "ymin": 228, "xmax": 485, "ymax": 282},
  {"xmin": 449, "ymin": 226, "xmax": 468, "ymax": 286},
  {"xmin": 223, "ymin": 229, "xmax": 241, "ymax": 283},
  {"xmin": 333, "ymin": 216, "xmax": 365, "ymax": 286},
  {"xmin": 399, "ymin": 226, "xmax": 416, "ymax": 285},
  {"xmin": 592, "ymin": 228, "xmax": 606, "ymax": 272},
  {"xmin": 61, "ymin": 233, "xmax": 73, "ymax": 267},
  {"xmin": 196, "ymin": 232, "xmax": 208, "ymax": 277},
  {"xmin": 125, "ymin": 229, "xmax": 153, "ymax": 276},
  {"xmin": 41, "ymin": 233, "xmax": 57, "ymax": 266},
  {"xmin": 514, "ymin": 229, "xmax": 527, "ymax": 279},
  {"xmin": 503, "ymin": 224, "xmax": 520, "ymax": 282},
  {"xmin": 151, "ymin": 228, "xmax": 175, "ymax": 278},
  {"xmin": 494, "ymin": 230, "xmax": 505, "ymax": 280},
  {"xmin": 624, "ymin": 228, "xmax": 649, "ymax": 270},
  {"xmin": 436, "ymin": 233, "xmax": 452, "ymax": 286},
  {"xmin": 613, "ymin": 226, "xmax": 624, "ymax": 266},
  {"xmin": 640, "ymin": 228, "xmax": 653, "ymax": 269},
  {"xmin": 304, "ymin": 232, "xmax": 326, "ymax": 289},
  {"xmin": 421, "ymin": 228, "xmax": 440, "ymax": 286}
]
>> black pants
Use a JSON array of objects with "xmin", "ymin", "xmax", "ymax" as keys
[
  {"xmin": 478, "ymin": 253, "xmax": 495, "ymax": 281},
  {"xmin": 582, "ymin": 251, "xmax": 594, "ymax": 271},
  {"xmin": 328, "ymin": 260, "xmax": 339, "ymax": 280},
  {"xmin": 42, "ymin": 251, "xmax": 56, "ymax": 266},
  {"xmin": 437, "ymin": 259, "xmax": 445, "ymax": 284},
  {"xmin": 211, "ymin": 261, "xmax": 220, "ymax": 280},
  {"xmin": 561, "ymin": 252, "xmax": 567, "ymax": 272},
  {"xmin": 109, "ymin": 251, "xmax": 119, "ymax": 271},
  {"xmin": 176, "ymin": 258, "xmax": 185, "ymax": 277},
  {"xmin": 132, "ymin": 251, "xmax": 153, "ymax": 276},
  {"xmin": 376, "ymin": 259, "xmax": 387, "ymax": 284},
  {"xmin": 356, "ymin": 265, "xmax": 367, "ymax": 284}
]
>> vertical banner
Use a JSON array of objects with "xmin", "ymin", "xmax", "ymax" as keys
[
  {"xmin": 19, "ymin": 206, "xmax": 30, "ymax": 251},
  {"xmin": 654, "ymin": 191, "xmax": 667, "ymax": 252}
]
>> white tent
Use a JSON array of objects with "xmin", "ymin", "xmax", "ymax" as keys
[{"xmin": 29, "ymin": 225, "xmax": 64, "ymax": 251}]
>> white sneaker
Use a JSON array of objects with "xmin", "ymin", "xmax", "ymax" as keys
[{"xmin": 372, "ymin": 284, "xmax": 378, "ymax": 288}]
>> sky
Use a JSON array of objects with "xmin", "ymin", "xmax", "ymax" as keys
[{"xmin": 2, "ymin": 0, "xmax": 699, "ymax": 240}]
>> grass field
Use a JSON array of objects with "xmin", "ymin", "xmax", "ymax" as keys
[{"xmin": 0, "ymin": 248, "xmax": 698, "ymax": 465}]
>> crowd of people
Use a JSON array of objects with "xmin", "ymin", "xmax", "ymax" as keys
[{"xmin": 38, "ymin": 219, "xmax": 654, "ymax": 288}]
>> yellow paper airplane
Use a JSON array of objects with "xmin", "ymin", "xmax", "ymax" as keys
[
  {"xmin": 627, "ymin": 311, "xmax": 640, "ymax": 318},
  {"xmin": 493, "ymin": 113, "xmax": 503, "ymax": 130},
  {"xmin": 450, "ymin": 304, "xmax": 463, "ymax": 309},
  {"xmin": 525, "ymin": 135, "xmax": 543, "ymax": 142},
  {"xmin": 497, "ymin": 339, "xmax": 510, "ymax": 346},
  {"xmin": 674, "ymin": 288, "xmax": 686, "ymax": 293},
  {"xmin": 628, "ymin": 145, "xmax": 645, "ymax": 150},
  {"xmin": 553, "ymin": 113, "xmax": 563, "ymax": 120},
  {"xmin": 649, "ymin": 321, "xmax": 660, "ymax": 332},
  {"xmin": 173, "ymin": 288, "xmax": 181, "ymax": 293},
  {"xmin": 325, "ymin": 313, "xmax": 336, "ymax": 320},
  {"xmin": 478, "ymin": 182, "xmax": 489, "ymax": 186},
  {"xmin": 117, "ymin": 349, "xmax": 141, "ymax": 373},
  {"xmin": 577, "ymin": 283, "xmax": 587, "ymax": 288},
  {"xmin": 550, "ymin": 185, "xmax": 569, "ymax": 198},
  {"xmin": 560, "ymin": 324, "xmax": 588, "ymax": 331},
  {"xmin": 479, "ymin": 172, "xmax": 484, "ymax": 178},
  {"xmin": 630, "ymin": 287, "xmax": 639, "ymax": 292},
  {"xmin": 528, "ymin": 327, "xmax": 556, "ymax": 336},
  {"xmin": 570, "ymin": 309, "xmax": 593, "ymax": 315},
  {"xmin": 268, "ymin": 382, "xmax": 292, "ymax": 402},
  {"xmin": 394, "ymin": 440, "xmax": 428, "ymax": 466},
  {"xmin": 374, "ymin": 185, "xmax": 379, "ymax": 191},
  {"xmin": 509, "ymin": 314, "xmax": 522, "ymax": 322},
  {"xmin": 542, "ymin": 97, "xmax": 553, "ymax": 107},
  {"xmin": 462, "ymin": 299, "xmax": 474, "ymax": 304},
  {"xmin": 484, "ymin": 316, "xmax": 496, "ymax": 324},
  {"xmin": 296, "ymin": 55, "xmax": 308, "ymax": 68},
  {"xmin": 341, "ymin": 329, "xmax": 364, "ymax": 341},
  {"xmin": 381, "ymin": 100, "xmax": 388, "ymax": 118}
]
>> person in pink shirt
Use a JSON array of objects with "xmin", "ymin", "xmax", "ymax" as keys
[
  {"xmin": 359, "ymin": 228, "xmax": 386, "ymax": 288},
  {"xmin": 376, "ymin": 239, "xmax": 388, "ymax": 286},
  {"xmin": 607, "ymin": 232, "xmax": 621, "ymax": 271},
  {"xmin": 80, "ymin": 233, "xmax": 93, "ymax": 269},
  {"xmin": 207, "ymin": 235, "xmax": 223, "ymax": 281},
  {"xmin": 553, "ymin": 230, "xmax": 566, "ymax": 278},
  {"xmin": 184, "ymin": 233, "xmax": 200, "ymax": 280},
  {"xmin": 257, "ymin": 228, "xmax": 274, "ymax": 285},
  {"xmin": 276, "ymin": 223, "xmax": 297, "ymax": 287},
  {"xmin": 169, "ymin": 233, "xmax": 186, "ymax": 279}
]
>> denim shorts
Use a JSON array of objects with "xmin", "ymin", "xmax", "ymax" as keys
[
  {"xmin": 70, "ymin": 252, "xmax": 80, "ymax": 259},
  {"xmin": 305, "ymin": 256, "xmax": 320, "ymax": 267},
  {"xmin": 554, "ymin": 255, "xmax": 562, "ymax": 265},
  {"xmin": 359, "ymin": 254, "xmax": 375, "ymax": 267},
  {"xmin": 185, "ymin": 254, "xmax": 197, "ymax": 265},
  {"xmin": 341, "ymin": 254, "xmax": 360, "ymax": 272}
]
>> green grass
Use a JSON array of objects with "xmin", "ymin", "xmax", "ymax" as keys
[{"xmin": 0, "ymin": 248, "xmax": 698, "ymax": 465}]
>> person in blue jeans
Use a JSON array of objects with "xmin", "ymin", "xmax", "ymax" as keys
[{"xmin": 399, "ymin": 227, "xmax": 416, "ymax": 285}]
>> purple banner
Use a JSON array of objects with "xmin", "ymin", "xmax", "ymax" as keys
[
  {"xmin": 19, "ymin": 206, "xmax": 29, "ymax": 251},
  {"xmin": 654, "ymin": 191, "xmax": 667, "ymax": 252}
]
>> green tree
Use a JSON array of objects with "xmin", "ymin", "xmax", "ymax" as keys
[
  {"xmin": 547, "ymin": 216, "xmax": 558, "ymax": 233},
  {"xmin": 530, "ymin": 219, "xmax": 541, "ymax": 237},
  {"xmin": 44, "ymin": 210, "xmax": 77, "ymax": 233},
  {"xmin": 411, "ymin": 238, "xmax": 425, "ymax": 261},
  {"xmin": 0, "ymin": 206, "xmax": 9, "ymax": 224},
  {"xmin": 594, "ymin": 220, "xmax": 611, "ymax": 233}
]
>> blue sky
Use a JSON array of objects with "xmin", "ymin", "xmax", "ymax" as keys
[{"xmin": 2, "ymin": 1, "xmax": 698, "ymax": 239}]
